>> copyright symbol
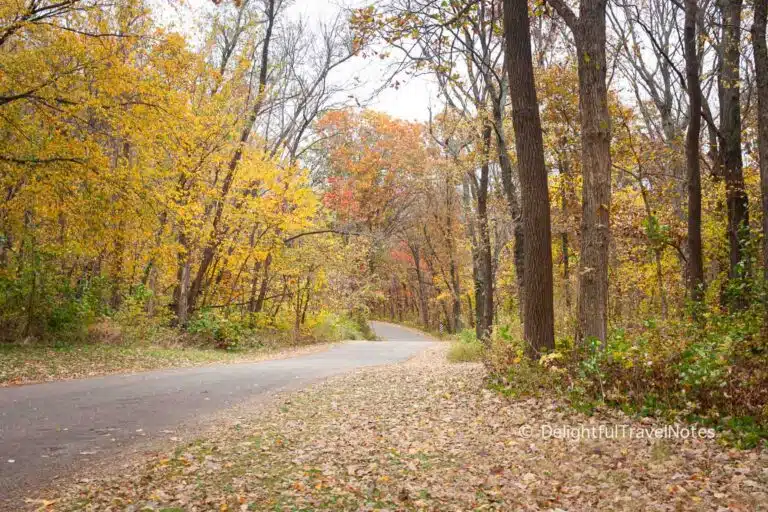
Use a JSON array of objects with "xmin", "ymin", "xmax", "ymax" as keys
[{"xmin": 519, "ymin": 425, "xmax": 532, "ymax": 438}]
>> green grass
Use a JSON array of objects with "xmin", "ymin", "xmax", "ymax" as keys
[{"xmin": 446, "ymin": 339, "xmax": 483, "ymax": 362}]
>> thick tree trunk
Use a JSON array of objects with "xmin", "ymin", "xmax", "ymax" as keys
[
  {"xmin": 753, "ymin": 0, "xmax": 768, "ymax": 277},
  {"xmin": 719, "ymin": 0, "xmax": 750, "ymax": 292},
  {"xmin": 503, "ymin": 0, "xmax": 555, "ymax": 357},
  {"xmin": 548, "ymin": 0, "xmax": 612, "ymax": 343},
  {"xmin": 577, "ymin": 4, "xmax": 612, "ymax": 344},
  {"xmin": 685, "ymin": 0, "xmax": 705, "ymax": 302}
]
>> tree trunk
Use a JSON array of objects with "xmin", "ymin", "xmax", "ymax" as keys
[
  {"xmin": 685, "ymin": 0, "xmax": 705, "ymax": 302},
  {"xmin": 559, "ymin": 152, "xmax": 572, "ymax": 313},
  {"xmin": 719, "ymin": 0, "xmax": 750, "ymax": 294},
  {"xmin": 475, "ymin": 126, "xmax": 494, "ymax": 341},
  {"xmin": 247, "ymin": 260, "xmax": 262, "ymax": 313},
  {"xmin": 753, "ymin": 0, "xmax": 768, "ymax": 278},
  {"xmin": 503, "ymin": 0, "xmax": 555, "ymax": 357},
  {"xmin": 175, "ymin": 248, "xmax": 191, "ymax": 325},
  {"xmin": 549, "ymin": 0, "xmax": 612, "ymax": 344},
  {"xmin": 252, "ymin": 253, "xmax": 272, "ymax": 313}
]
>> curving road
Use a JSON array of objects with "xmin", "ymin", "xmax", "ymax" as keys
[{"xmin": 0, "ymin": 322, "xmax": 435, "ymax": 507}]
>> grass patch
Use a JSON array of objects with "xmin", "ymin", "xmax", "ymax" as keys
[{"xmin": 446, "ymin": 329, "xmax": 483, "ymax": 362}]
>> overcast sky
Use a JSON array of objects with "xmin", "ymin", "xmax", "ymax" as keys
[{"xmin": 161, "ymin": 0, "xmax": 438, "ymax": 121}]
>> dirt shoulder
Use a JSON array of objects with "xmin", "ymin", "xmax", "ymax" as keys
[{"xmin": 39, "ymin": 345, "xmax": 767, "ymax": 511}]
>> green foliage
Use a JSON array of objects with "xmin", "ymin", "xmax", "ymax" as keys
[
  {"xmin": 501, "ymin": 304, "xmax": 768, "ymax": 447},
  {"xmin": 715, "ymin": 416, "xmax": 768, "ymax": 450},
  {"xmin": 642, "ymin": 214, "xmax": 670, "ymax": 251},
  {"xmin": 0, "ymin": 258, "xmax": 111, "ymax": 343},
  {"xmin": 112, "ymin": 285, "xmax": 173, "ymax": 345},
  {"xmin": 447, "ymin": 329, "xmax": 483, "ymax": 362},
  {"xmin": 458, "ymin": 328, "xmax": 477, "ymax": 345},
  {"xmin": 187, "ymin": 309, "xmax": 251, "ymax": 350},
  {"xmin": 309, "ymin": 311, "xmax": 374, "ymax": 342}
]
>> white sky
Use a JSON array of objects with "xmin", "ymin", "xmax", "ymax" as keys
[
  {"xmin": 286, "ymin": 0, "xmax": 437, "ymax": 122},
  {"xmin": 161, "ymin": 0, "xmax": 437, "ymax": 122}
]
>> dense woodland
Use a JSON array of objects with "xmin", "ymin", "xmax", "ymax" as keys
[{"xmin": 1, "ymin": 0, "xmax": 767, "ymax": 442}]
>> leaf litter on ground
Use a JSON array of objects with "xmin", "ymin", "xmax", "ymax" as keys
[
  {"xmin": 39, "ymin": 345, "xmax": 767, "ymax": 511},
  {"xmin": 0, "ymin": 342, "xmax": 338, "ymax": 386}
]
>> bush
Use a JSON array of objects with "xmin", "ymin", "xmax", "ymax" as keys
[
  {"xmin": 447, "ymin": 329, "xmax": 484, "ymax": 362},
  {"xmin": 0, "ymin": 267, "xmax": 110, "ymax": 343},
  {"xmin": 309, "ymin": 311, "xmax": 374, "ymax": 342},
  {"xmin": 486, "ymin": 298, "xmax": 768, "ymax": 447},
  {"xmin": 187, "ymin": 309, "xmax": 250, "ymax": 350},
  {"xmin": 490, "ymin": 357, "xmax": 564, "ymax": 399},
  {"xmin": 546, "ymin": 309, "xmax": 764, "ymax": 446},
  {"xmin": 112, "ymin": 285, "xmax": 172, "ymax": 345}
]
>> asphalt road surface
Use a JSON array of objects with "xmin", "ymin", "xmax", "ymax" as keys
[{"xmin": 0, "ymin": 321, "xmax": 435, "ymax": 507}]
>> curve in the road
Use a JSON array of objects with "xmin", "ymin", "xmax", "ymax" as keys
[{"xmin": 0, "ymin": 321, "xmax": 435, "ymax": 508}]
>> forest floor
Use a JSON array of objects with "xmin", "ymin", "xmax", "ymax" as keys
[
  {"xmin": 0, "ymin": 341, "xmax": 337, "ymax": 386},
  {"xmin": 40, "ymin": 344, "xmax": 767, "ymax": 511}
]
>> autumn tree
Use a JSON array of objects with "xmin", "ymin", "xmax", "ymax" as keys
[
  {"xmin": 684, "ymin": 0, "xmax": 705, "ymax": 301},
  {"xmin": 547, "ymin": 0, "xmax": 613, "ymax": 344},
  {"xmin": 503, "ymin": 0, "xmax": 554, "ymax": 356},
  {"xmin": 719, "ymin": 0, "xmax": 750, "ymax": 300},
  {"xmin": 753, "ymin": 0, "xmax": 768, "ymax": 276}
]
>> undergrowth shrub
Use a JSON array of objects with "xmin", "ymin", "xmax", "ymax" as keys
[
  {"xmin": 489, "ymin": 304, "xmax": 768, "ymax": 448},
  {"xmin": 0, "ymin": 267, "xmax": 110, "ymax": 343},
  {"xmin": 309, "ymin": 309, "xmax": 374, "ymax": 341},
  {"xmin": 187, "ymin": 309, "xmax": 251, "ymax": 350},
  {"xmin": 111, "ymin": 285, "xmax": 173, "ymax": 345},
  {"xmin": 447, "ymin": 328, "xmax": 484, "ymax": 362}
]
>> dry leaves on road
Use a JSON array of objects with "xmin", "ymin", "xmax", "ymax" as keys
[
  {"xmin": 0, "ymin": 342, "xmax": 337, "ymax": 386},
  {"xmin": 48, "ymin": 346, "xmax": 767, "ymax": 511}
]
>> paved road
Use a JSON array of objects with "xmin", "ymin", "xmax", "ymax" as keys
[{"xmin": 0, "ymin": 322, "xmax": 434, "ymax": 507}]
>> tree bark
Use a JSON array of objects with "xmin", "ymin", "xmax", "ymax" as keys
[
  {"xmin": 445, "ymin": 181, "xmax": 463, "ymax": 332},
  {"xmin": 719, "ymin": 0, "xmax": 750, "ymax": 294},
  {"xmin": 252, "ymin": 252, "xmax": 272, "ymax": 313},
  {"xmin": 503, "ymin": 0, "xmax": 555, "ymax": 357},
  {"xmin": 752, "ymin": 0, "xmax": 768, "ymax": 278},
  {"xmin": 475, "ymin": 126, "xmax": 495, "ymax": 341},
  {"xmin": 685, "ymin": 0, "xmax": 705, "ymax": 302},
  {"xmin": 548, "ymin": 0, "xmax": 613, "ymax": 344},
  {"xmin": 410, "ymin": 243, "xmax": 430, "ymax": 328}
]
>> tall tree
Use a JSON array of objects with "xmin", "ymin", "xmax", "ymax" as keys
[
  {"xmin": 752, "ymin": 0, "xmax": 768, "ymax": 277},
  {"xmin": 718, "ymin": 0, "xmax": 749, "ymax": 294},
  {"xmin": 547, "ymin": 0, "xmax": 613, "ymax": 343},
  {"xmin": 178, "ymin": 0, "xmax": 278, "ymax": 323},
  {"xmin": 503, "ymin": 0, "xmax": 554, "ymax": 356},
  {"xmin": 685, "ymin": 0, "xmax": 705, "ymax": 301}
]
